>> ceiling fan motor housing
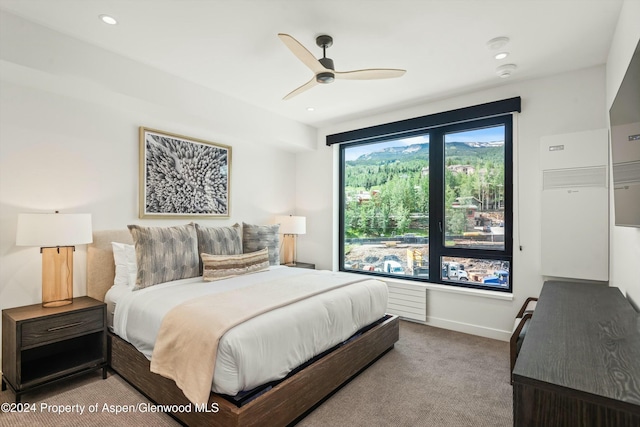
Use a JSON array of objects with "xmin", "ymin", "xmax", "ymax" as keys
[{"xmin": 317, "ymin": 57, "xmax": 335, "ymax": 83}]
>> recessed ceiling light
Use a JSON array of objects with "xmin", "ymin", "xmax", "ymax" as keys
[
  {"xmin": 487, "ymin": 36, "xmax": 509, "ymax": 50},
  {"xmin": 494, "ymin": 52, "xmax": 509, "ymax": 60},
  {"xmin": 496, "ymin": 64, "xmax": 517, "ymax": 78},
  {"xmin": 306, "ymin": 107, "xmax": 315, "ymax": 112},
  {"xmin": 99, "ymin": 14, "xmax": 117, "ymax": 25}
]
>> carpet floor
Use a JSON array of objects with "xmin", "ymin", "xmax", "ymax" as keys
[{"xmin": 0, "ymin": 321, "xmax": 512, "ymax": 426}]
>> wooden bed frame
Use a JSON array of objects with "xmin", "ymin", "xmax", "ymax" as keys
[{"xmin": 87, "ymin": 230, "xmax": 400, "ymax": 426}]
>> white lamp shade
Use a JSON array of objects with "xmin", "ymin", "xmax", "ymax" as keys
[
  {"xmin": 276, "ymin": 215, "xmax": 306, "ymax": 235},
  {"xmin": 16, "ymin": 213, "xmax": 93, "ymax": 247}
]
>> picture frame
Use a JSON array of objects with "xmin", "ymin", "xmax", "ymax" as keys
[{"xmin": 139, "ymin": 127, "xmax": 231, "ymax": 218}]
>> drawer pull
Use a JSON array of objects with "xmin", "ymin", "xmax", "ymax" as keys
[{"xmin": 47, "ymin": 322, "xmax": 84, "ymax": 332}]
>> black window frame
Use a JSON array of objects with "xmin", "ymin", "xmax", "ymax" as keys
[{"xmin": 333, "ymin": 98, "xmax": 520, "ymax": 293}]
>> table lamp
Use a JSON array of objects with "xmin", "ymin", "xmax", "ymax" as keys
[
  {"xmin": 275, "ymin": 215, "xmax": 306, "ymax": 266},
  {"xmin": 16, "ymin": 212, "xmax": 93, "ymax": 307}
]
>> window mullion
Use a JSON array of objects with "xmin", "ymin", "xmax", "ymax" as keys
[{"xmin": 429, "ymin": 128, "xmax": 445, "ymax": 280}]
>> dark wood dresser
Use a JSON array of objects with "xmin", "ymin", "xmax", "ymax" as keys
[{"xmin": 512, "ymin": 281, "xmax": 640, "ymax": 426}]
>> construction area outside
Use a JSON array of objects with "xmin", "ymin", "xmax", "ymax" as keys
[{"xmin": 344, "ymin": 223, "xmax": 510, "ymax": 289}]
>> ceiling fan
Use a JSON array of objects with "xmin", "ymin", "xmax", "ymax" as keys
[{"xmin": 278, "ymin": 33, "xmax": 406, "ymax": 100}]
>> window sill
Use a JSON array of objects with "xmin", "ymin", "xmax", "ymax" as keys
[{"xmin": 384, "ymin": 276, "xmax": 514, "ymax": 301}]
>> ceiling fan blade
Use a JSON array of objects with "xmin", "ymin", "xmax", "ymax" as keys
[
  {"xmin": 335, "ymin": 68, "xmax": 406, "ymax": 80},
  {"xmin": 283, "ymin": 77, "xmax": 319, "ymax": 100},
  {"xmin": 278, "ymin": 33, "xmax": 327, "ymax": 74}
]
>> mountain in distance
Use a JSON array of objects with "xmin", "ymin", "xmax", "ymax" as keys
[
  {"xmin": 350, "ymin": 143, "xmax": 429, "ymax": 163},
  {"xmin": 348, "ymin": 141, "xmax": 504, "ymax": 164}
]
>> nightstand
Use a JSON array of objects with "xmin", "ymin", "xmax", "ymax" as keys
[
  {"xmin": 287, "ymin": 262, "xmax": 315, "ymax": 269},
  {"xmin": 2, "ymin": 296, "xmax": 107, "ymax": 402}
]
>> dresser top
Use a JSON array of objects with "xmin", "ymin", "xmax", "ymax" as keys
[{"xmin": 513, "ymin": 281, "xmax": 640, "ymax": 406}]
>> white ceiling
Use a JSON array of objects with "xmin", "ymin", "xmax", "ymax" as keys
[{"xmin": 0, "ymin": 0, "xmax": 623, "ymax": 128}]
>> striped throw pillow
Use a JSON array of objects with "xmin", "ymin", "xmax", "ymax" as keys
[{"xmin": 201, "ymin": 248, "xmax": 269, "ymax": 282}]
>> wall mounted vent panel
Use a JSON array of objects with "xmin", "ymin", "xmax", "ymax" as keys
[
  {"xmin": 543, "ymin": 166, "xmax": 607, "ymax": 190},
  {"xmin": 539, "ymin": 129, "xmax": 609, "ymax": 281}
]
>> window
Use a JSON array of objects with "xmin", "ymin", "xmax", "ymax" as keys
[{"xmin": 334, "ymin": 98, "xmax": 518, "ymax": 292}]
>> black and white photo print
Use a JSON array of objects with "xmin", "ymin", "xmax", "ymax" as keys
[{"xmin": 139, "ymin": 127, "xmax": 231, "ymax": 218}]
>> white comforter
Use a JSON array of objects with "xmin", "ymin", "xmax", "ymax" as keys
[{"xmin": 106, "ymin": 266, "xmax": 388, "ymax": 395}]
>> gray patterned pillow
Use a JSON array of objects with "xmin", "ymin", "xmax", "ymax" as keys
[
  {"xmin": 242, "ymin": 222, "xmax": 280, "ymax": 266},
  {"xmin": 194, "ymin": 223, "xmax": 243, "ymax": 274},
  {"xmin": 127, "ymin": 223, "xmax": 199, "ymax": 290}
]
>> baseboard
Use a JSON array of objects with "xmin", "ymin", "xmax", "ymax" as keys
[{"xmin": 404, "ymin": 315, "xmax": 511, "ymax": 342}]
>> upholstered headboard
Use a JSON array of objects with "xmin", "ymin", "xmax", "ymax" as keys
[{"xmin": 87, "ymin": 229, "xmax": 133, "ymax": 302}]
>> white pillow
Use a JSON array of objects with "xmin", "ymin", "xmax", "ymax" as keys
[{"xmin": 111, "ymin": 242, "xmax": 137, "ymax": 288}]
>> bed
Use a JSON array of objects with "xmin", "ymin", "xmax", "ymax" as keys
[{"xmin": 87, "ymin": 227, "xmax": 399, "ymax": 426}]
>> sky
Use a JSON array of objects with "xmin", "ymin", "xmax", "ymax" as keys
[{"xmin": 344, "ymin": 125, "xmax": 505, "ymax": 161}]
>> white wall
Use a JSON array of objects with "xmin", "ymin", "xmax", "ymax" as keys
[
  {"xmin": 0, "ymin": 11, "xmax": 315, "ymax": 364},
  {"xmin": 297, "ymin": 65, "xmax": 607, "ymax": 340},
  {"xmin": 606, "ymin": 0, "xmax": 640, "ymax": 309}
]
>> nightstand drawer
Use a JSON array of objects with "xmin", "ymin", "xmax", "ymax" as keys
[{"xmin": 21, "ymin": 308, "xmax": 104, "ymax": 348}]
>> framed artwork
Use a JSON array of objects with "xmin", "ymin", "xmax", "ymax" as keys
[{"xmin": 139, "ymin": 127, "xmax": 231, "ymax": 218}]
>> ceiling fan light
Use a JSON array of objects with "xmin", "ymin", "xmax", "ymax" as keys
[
  {"xmin": 494, "ymin": 52, "xmax": 509, "ymax": 60},
  {"xmin": 316, "ymin": 72, "xmax": 335, "ymax": 84}
]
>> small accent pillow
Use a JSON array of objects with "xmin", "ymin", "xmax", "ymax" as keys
[
  {"xmin": 111, "ymin": 242, "xmax": 137, "ymax": 288},
  {"xmin": 201, "ymin": 248, "xmax": 269, "ymax": 282},
  {"xmin": 112, "ymin": 242, "xmax": 131, "ymax": 287},
  {"xmin": 127, "ymin": 223, "xmax": 199, "ymax": 290},
  {"xmin": 242, "ymin": 222, "xmax": 280, "ymax": 266},
  {"xmin": 194, "ymin": 223, "xmax": 242, "ymax": 274}
]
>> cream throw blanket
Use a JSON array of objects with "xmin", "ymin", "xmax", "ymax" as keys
[{"xmin": 149, "ymin": 271, "xmax": 369, "ymax": 404}]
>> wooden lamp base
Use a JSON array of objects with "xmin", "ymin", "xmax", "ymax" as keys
[
  {"xmin": 41, "ymin": 246, "xmax": 74, "ymax": 307},
  {"xmin": 281, "ymin": 234, "xmax": 297, "ymax": 266}
]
